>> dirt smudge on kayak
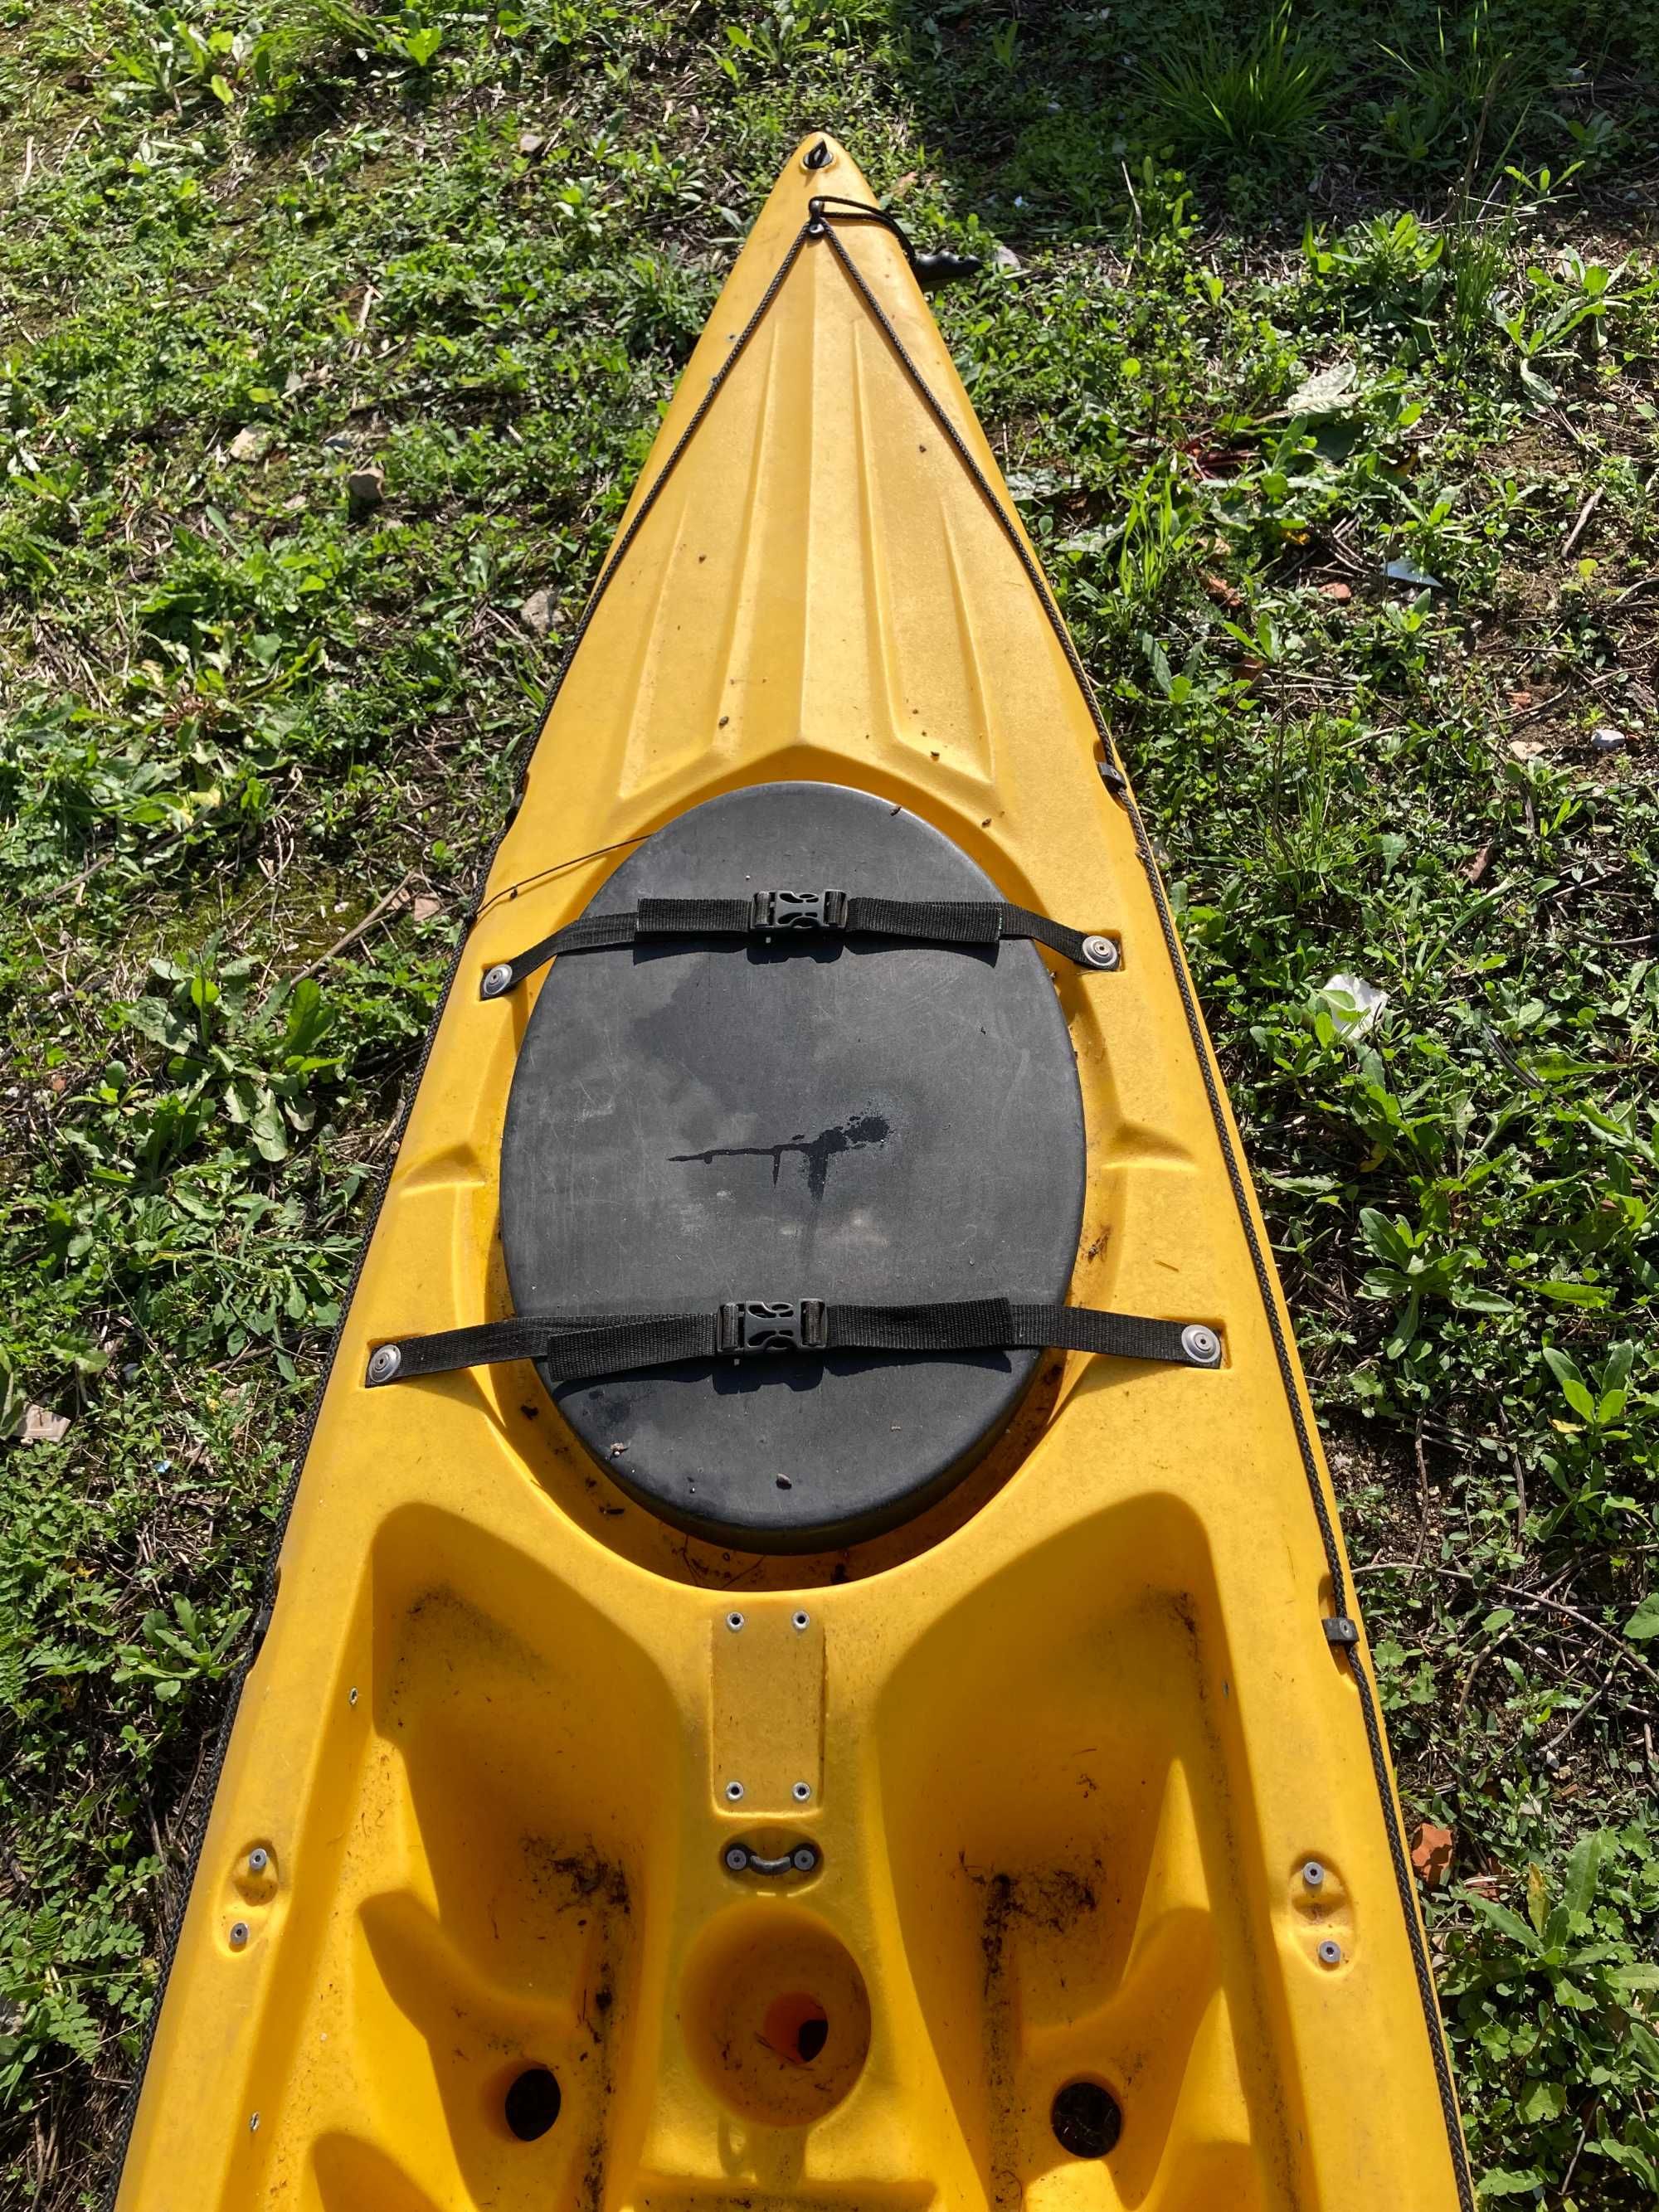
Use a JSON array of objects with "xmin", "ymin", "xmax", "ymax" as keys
[
  {"xmin": 522, "ymin": 1840, "xmax": 630, "ymax": 2212},
  {"xmin": 972, "ymin": 1861, "xmax": 1102, "ymax": 2204}
]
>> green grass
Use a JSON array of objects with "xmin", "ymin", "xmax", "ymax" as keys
[
  {"xmin": 1142, "ymin": 6, "xmax": 1334, "ymax": 165},
  {"xmin": 2, "ymin": 0, "xmax": 1659, "ymax": 2202}
]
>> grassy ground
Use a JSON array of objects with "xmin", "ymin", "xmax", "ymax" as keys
[{"xmin": 2, "ymin": 0, "xmax": 1658, "ymax": 2201}]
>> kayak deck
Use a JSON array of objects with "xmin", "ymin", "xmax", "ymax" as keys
[{"xmin": 111, "ymin": 136, "xmax": 1470, "ymax": 2212}]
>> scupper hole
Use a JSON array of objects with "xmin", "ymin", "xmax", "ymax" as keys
[
  {"xmin": 762, "ymin": 1991, "xmax": 830, "ymax": 2066},
  {"xmin": 504, "ymin": 2065, "xmax": 562, "ymax": 2141},
  {"xmin": 1051, "ymin": 2078, "xmax": 1121, "ymax": 2158}
]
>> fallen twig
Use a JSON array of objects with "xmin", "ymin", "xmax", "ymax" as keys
[{"xmin": 1561, "ymin": 484, "xmax": 1603, "ymax": 559}]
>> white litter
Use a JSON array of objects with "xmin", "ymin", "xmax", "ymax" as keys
[{"xmin": 1320, "ymin": 973, "xmax": 1389, "ymax": 1039}]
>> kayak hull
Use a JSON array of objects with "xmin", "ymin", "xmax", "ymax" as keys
[{"xmin": 111, "ymin": 136, "xmax": 1469, "ymax": 2212}]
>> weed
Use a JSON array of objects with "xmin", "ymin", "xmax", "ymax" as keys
[
  {"xmin": 1368, "ymin": 1, "xmax": 1539, "ymax": 177},
  {"xmin": 1141, "ymin": 7, "xmax": 1332, "ymax": 166}
]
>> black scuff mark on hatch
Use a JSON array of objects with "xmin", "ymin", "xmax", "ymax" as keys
[{"xmin": 670, "ymin": 1111, "xmax": 890, "ymax": 1199}]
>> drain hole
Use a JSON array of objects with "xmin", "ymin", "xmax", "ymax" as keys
[
  {"xmin": 504, "ymin": 2066, "xmax": 562, "ymax": 2141},
  {"xmin": 763, "ymin": 1991, "xmax": 830, "ymax": 2066},
  {"xmin": 1051, "ymin": 2078, "xmax": 1121, "ymax": 2158}
]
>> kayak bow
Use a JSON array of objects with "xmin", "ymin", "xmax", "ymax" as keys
[{"xmin": 110, "ymin": 135, "xmax": 1472, "ymax": 2212}]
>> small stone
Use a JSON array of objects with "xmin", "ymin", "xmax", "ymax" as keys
[
  {"xmin": 1509, "ymin": 737, "xmax": 1546, "ymax": 760},
  {"xmin": 1592, "ymin": 724, "xmax": 1627, "ymax": 753},
  {"xmin": 227, "ymin": 425, "xmax": 272, "ymax": 464},
  {"xmin": 993, "ymin": 244, "xmax": 1022, "ymax": 274},
  {"xmin": 519, "ymin": 587, "xmax": 555, "ymax": 638},
  {"xmin": 1318, "ymin": 580, "xmax": 1352, "ymax": 603},
  {"xmin": 346, "ymin": 464, "xmax": 385, "ymax": 521},
  {"xmin": 518, "ymin": 130, "xmax": 544, "ymax": 155}
]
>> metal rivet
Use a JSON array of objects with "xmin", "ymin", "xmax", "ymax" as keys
[
  {"xmin": 726, "ymin": 1611, "xmax": 745, "ymax": 1632},
  {"xmin": 348, "ymin": 1686, "xmax": 358, "ymax": 1706},
  {"xmin": 791, "ymin": 1845, "xmax": 818, "ymax": 1872},
  {"xmin": 725, "ymin": 1780, "xmax": 744, "ymax": 1802},
  {"xmin": 230, "ymin": 1921, "xmax": 250, "ymax": 1949},
  {"xmin": 1317, "ymin": 1939, "xmax": 1343, "ymax": 1967},
  {"xmin": 366, "ymin": 1344, "xmax": 401, "ymax": 1385},
  {"xmin": 803, "ymin": 139, "xmax": 832, "ymax": 171},
  {"xmin": 1181, "ymin": 1324, "xmax": 1221, "ymax": 1366},
  {"xmin": 791, "ymin": 1610, "xmax": 810, "ymax": 1631},
  {"xmin": 248, "ymin": 1848, "xmax": 270, "ymax": 1876},
  {"xmin": 792, "ymin": 1781, "xmax": 812, "ymax": 1802},
  {"xmin": 1302, "ymin": 1860, "xmax": 1326, "ymax": 1889},
  {"xmin": 724, "ymin": 1845, "xmax": 749, "ymax": 1872},
  {"xmin": 807, "ymin": 218, "xmax": 826, "ymax": 237},
  {"xmin": 481, "ymin": 962, "xmax": 513, "ymax": 999},
  {"xmin": 250, "ymin": 2112, "xmax": 260, "ymax": 2133},
  {"xmin": 1081, "ymin": 934, "xmax": 1121, "ymax": 970}
]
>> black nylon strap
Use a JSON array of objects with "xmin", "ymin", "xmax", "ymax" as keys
[
  {"xmin": 366, "ymin": 1297, "xmax": 1219, "ymax": 1386},
  {"xmin": 482, "ymin": 893, "xmax": 1116, "ymax": 995}
]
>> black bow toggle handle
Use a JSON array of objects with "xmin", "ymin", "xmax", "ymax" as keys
[{"xmin": 806, "ymin": 192, "xmax": 982, "ymax": 289}]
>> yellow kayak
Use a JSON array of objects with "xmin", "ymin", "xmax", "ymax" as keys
[{"xmin": 111, "ymin": 135, "xmax": 1472, "ymax": 2211}]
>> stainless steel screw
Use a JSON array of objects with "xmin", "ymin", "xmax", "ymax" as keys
[
  {"xmin": 248, "ymin": 1848, "xmax": 270, "ymax": 1876},
  {"xmin": 792, "ymin": 1781, "xmax": 812, "ymax": 1802},
  {"xmin": 725, "ymin": 1780, "xmax": 744, "ymax": 1802},
  {"xmin": 1081, "ymin": 934, "xmax": 1121, "ymax": 971},
  {"xmin": 1317, "ymin": 1939, "xmax": 1342, "ymax": 1967},
  {"xmin": 366, "ymin": 1344, "xmax": 401, "ymax": 1384},
  {"xmin": 229, "ymin": 1922, "xmax": 250, "ymax": 1949},
  {"xmin": 724, "ymin": 1845, "xmax": 748, "ymax": 1872},
  {"xmin": 791, "ymin": 1846, "xmax": 818, "ymax": 1872},
  {"xmin": 1181, "ymin": 1324, "xmax": 1221, "ymax": 1365},
  {"xmin": 481, "ymin": 963, "xmax": 513, "ymax": 999},
  {"xmin": 1301, "ymin": 1860, "xmax": 1326, "ymax": 1889}
]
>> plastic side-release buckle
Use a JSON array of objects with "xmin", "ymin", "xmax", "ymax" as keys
[
  {"xmin": 748, "ymin": 888, "xmax": 848, "ymax": 933},
  {"xmin": 1321, "ymin": 1615, "xmax": 1360, "ymax": 1649},
  {"xmin": 717, "ymin": 1299, "xmax": 829, "ymax": 1355}
]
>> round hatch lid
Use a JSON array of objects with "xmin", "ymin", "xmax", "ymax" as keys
[{"xmin": 500, "ymin": 781, "xmax": 1087, "ymax": 1551}]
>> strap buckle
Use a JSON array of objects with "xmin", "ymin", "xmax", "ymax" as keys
[
  {"xmin": 748, "ymin": 887, "xmax": 849, "ymax": 934},
  {"xmin": 717, "ymin": 1299, "xmax": 829, "ymax": 1355}
]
